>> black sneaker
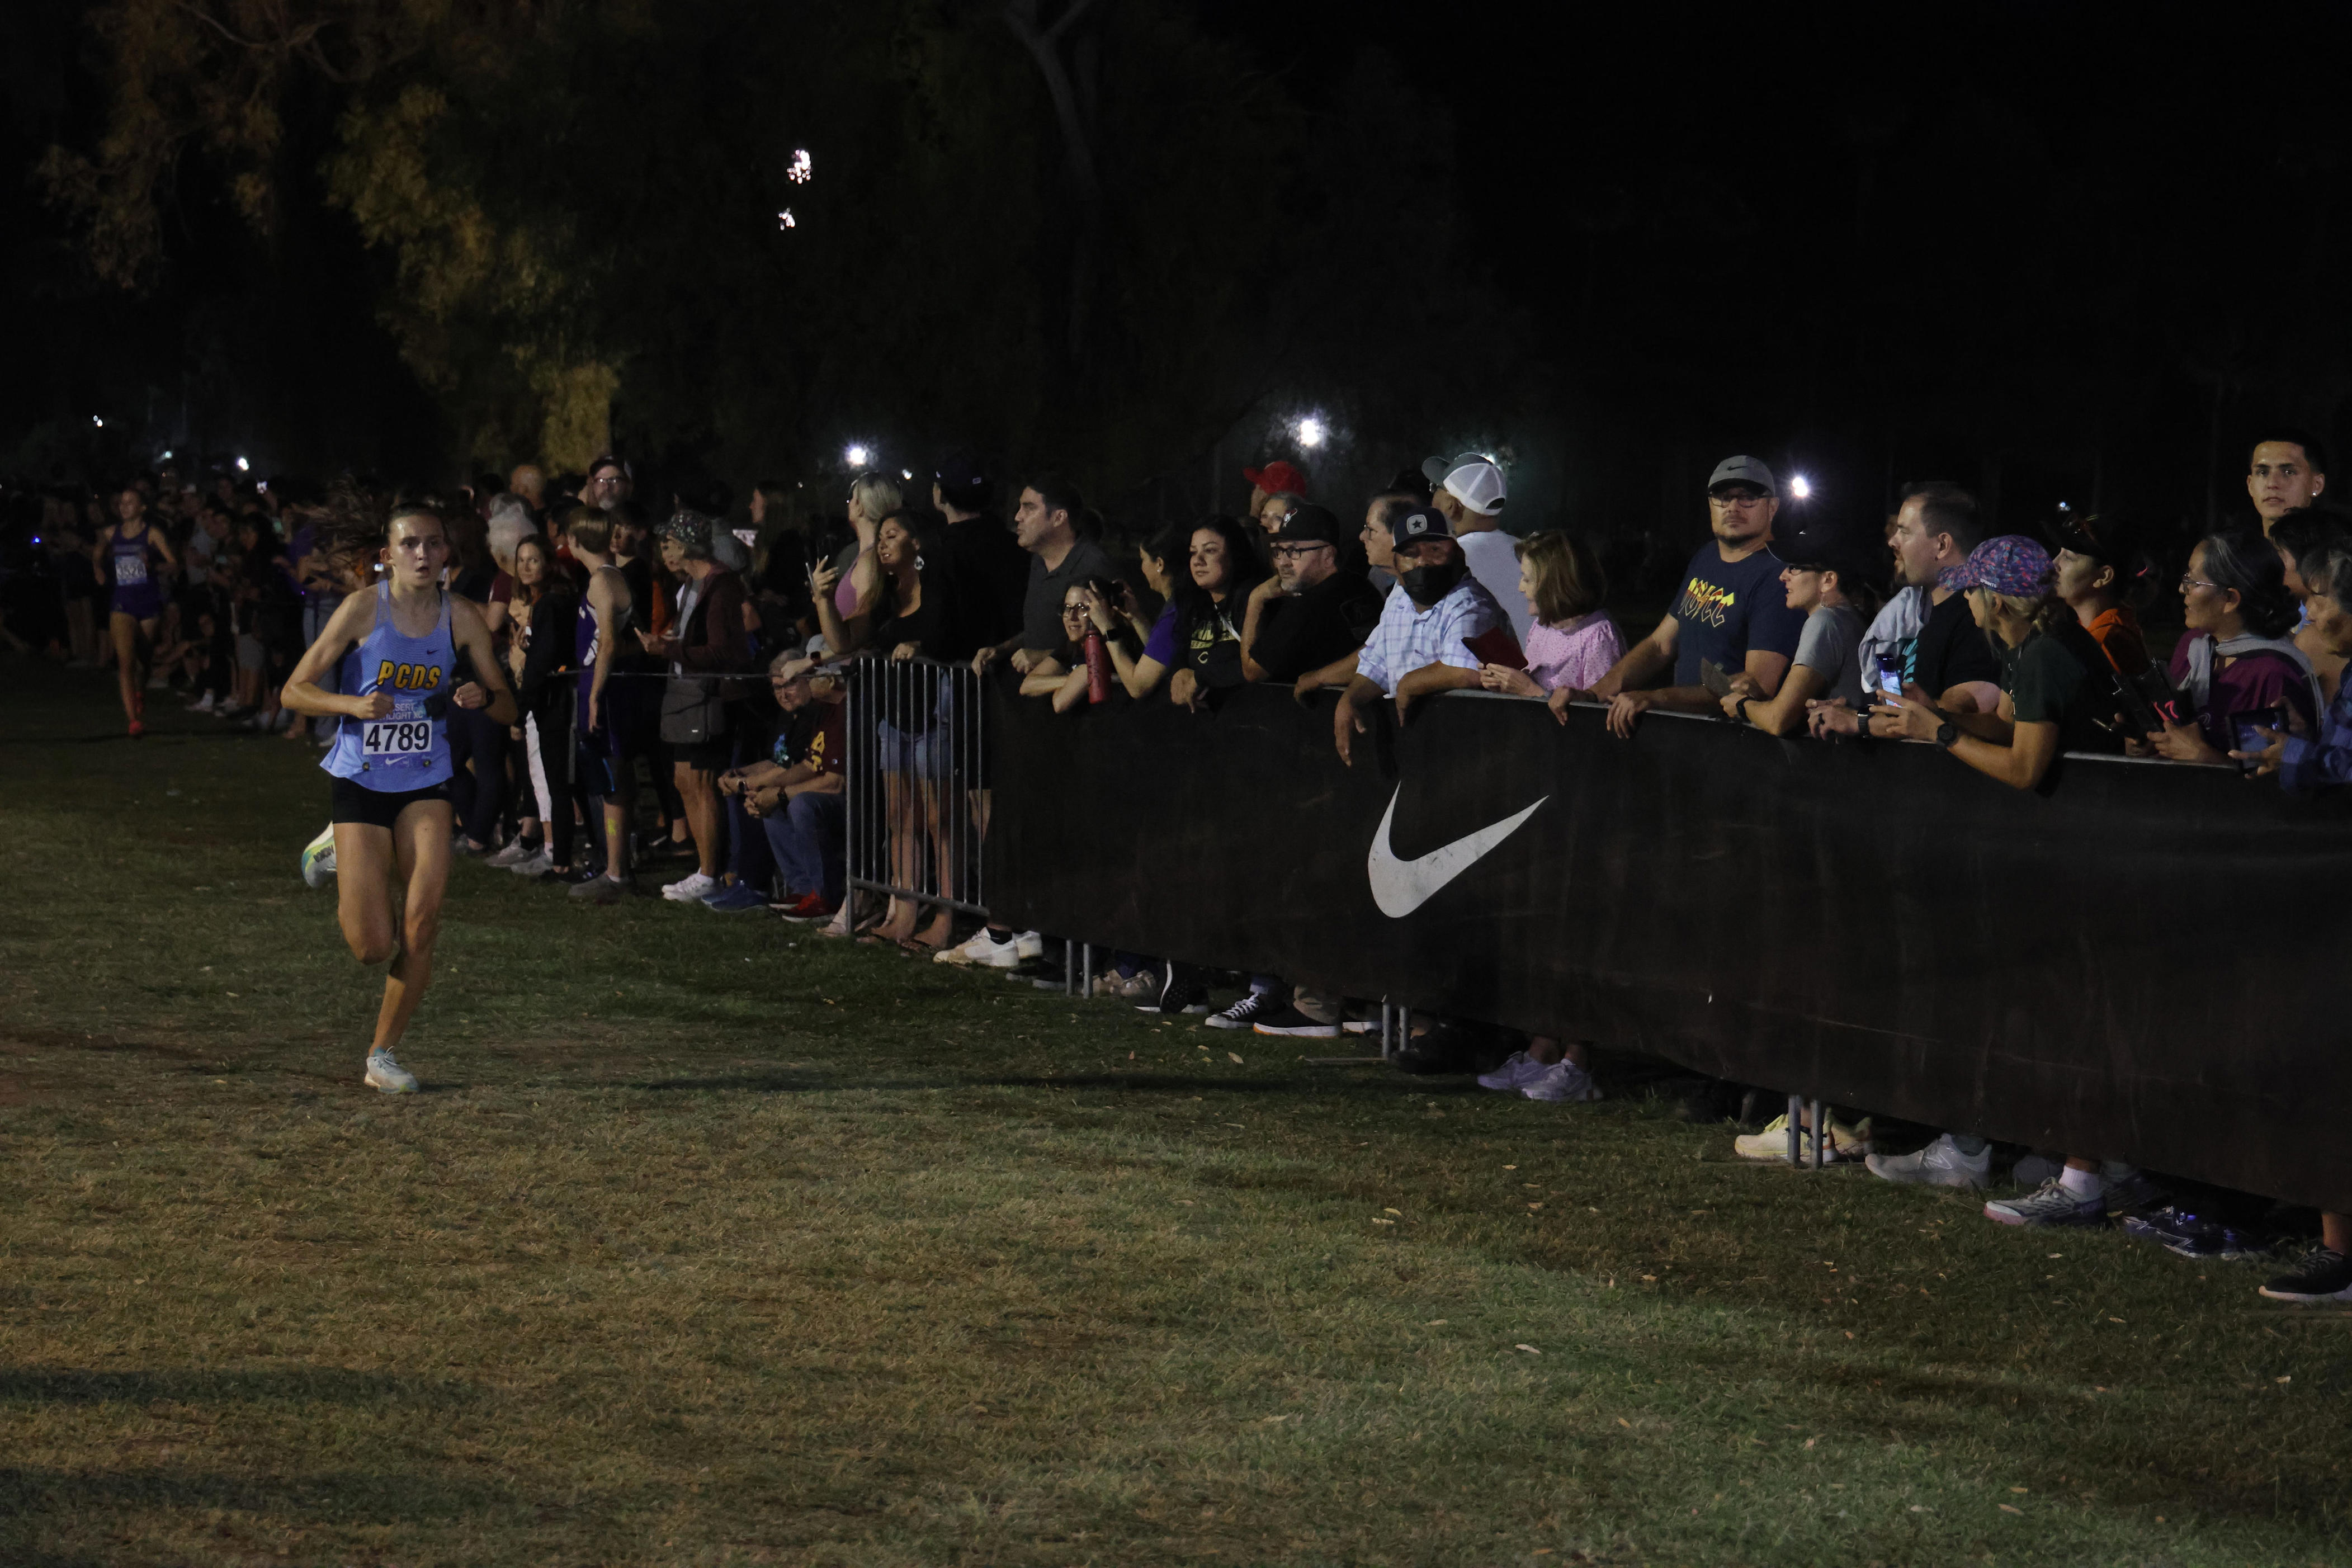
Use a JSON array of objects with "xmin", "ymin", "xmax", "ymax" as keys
[
  {"xmin": 2119, "ymin": 1205, "xmax": 2260, "ymax": 1262},
  {"xmin": 1204, "ymin": 990, "xmax": 1276, "ymax": 1031},
  {"xmin": 1134, "ymin": 962, "xmax": 1209, "ymax": 1015},
  {"xmin": 1251, "ymin": 1003, "xmax": 1341, "ymax": 1038},
  {"xmin": 2260, "ymin": 1245, "xmax": 2352, "ymax": 1303}
]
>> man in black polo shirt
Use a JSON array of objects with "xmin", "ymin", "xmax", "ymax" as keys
[
  {"xmin": 933, "ymin": 453, "xmax": 1027, "ymax": 658},
  {"xmin": 1816, "ymin": 481, "xmax": 2002, "ymax": 734},
  {"xmin": 1241, "ymin": 506, "xmax": 1385, "ymax": 683},
  {"xmin": 1588, "ymin": 454, "xmax": 1808, "ymax": 737}
]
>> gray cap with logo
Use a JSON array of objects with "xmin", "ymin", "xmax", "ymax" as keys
[{"xmin": 1707, "ymin": 455, "xmax": 1778, "ymax": 495}]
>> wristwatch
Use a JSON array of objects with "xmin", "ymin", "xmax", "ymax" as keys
[{"xmin": 1934, "ymin": 720, "xmax": 1959, "ymax": 749}]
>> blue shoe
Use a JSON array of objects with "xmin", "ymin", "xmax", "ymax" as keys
[
  {"xmin": 2120, "ymin": 1204, "xmax": 2260, "ymax": 1261},
  {"xmin": 702, "ymin": 883, "xmax": 769, "ymax": 914}
]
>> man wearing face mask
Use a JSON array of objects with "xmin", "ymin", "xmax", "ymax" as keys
[{"xmin": 1331, "ymin": 504, "xmax": 1522, "ymax": 764}]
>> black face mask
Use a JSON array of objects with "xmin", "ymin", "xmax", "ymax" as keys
[{"xmin": 1399, "ymin": 559, "xmax": 1466, "ymax": 605}]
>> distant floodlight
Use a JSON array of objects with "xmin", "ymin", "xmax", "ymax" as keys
[
  {"xmin": 92, "ymin": 415, "xmax": 104, "ymax": 427},
  {"xmin": 900, "ymin": 469, "xmax": 914, "ymax": 480},
  {"xmin": 161, "ymin": 448, "xmax": 173, "ymax": 459},
  {"xmin": 788, "ymin": 149, "xmax": 813, "ymax": 185},
  {"xmin": 2057, "ymin": 500, "xmax": 2071, "ymax": 512},
  {"xmin": 1788, "ymin": 474, "xmax": 1812, "ymax": 499},
  {"xmin": 844, "ymin": 444, "xmax": 871, "ymax": 467},
  {"xmin": 235, "ymin": 456, "xmax": 251, "ymax": 473},
  {"xmin": 777, "ymin": 209, "xmax": 796, "ymax": 230},
  {"xmin": 1295, "ymin": 415, "xmax": 1327, "ymax": 450}
]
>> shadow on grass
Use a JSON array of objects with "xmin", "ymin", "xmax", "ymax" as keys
[
  {"xmin": 974, "ymin": 1074, "xmax": 1317, "ymax": 1096},
  {"xmin": 623, "ymin": 1072, "xmax": 833, "ymax": 1093},
  {"xmin": 0, "ymin": 1461, "xmax": 518, "ymax": 1531},
  {"xmin": 0, "ymin": 1367, "xmax": 471, "ymax": 1408}
]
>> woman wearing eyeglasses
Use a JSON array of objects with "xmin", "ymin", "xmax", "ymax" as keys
[{"xmin": 2140, "ymin": 530, "xmax": 2319, "ymax": 764}]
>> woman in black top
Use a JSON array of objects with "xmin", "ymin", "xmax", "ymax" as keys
[{"xmin": 1166, "ymin": 514, "xmax": 1268, "ymax": 711}]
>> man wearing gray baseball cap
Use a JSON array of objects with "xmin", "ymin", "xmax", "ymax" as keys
[{"xmin": 1581, "ymin": 454, "xmax": 1808, "ymax": 738}]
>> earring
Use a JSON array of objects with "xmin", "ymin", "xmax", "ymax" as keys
[{"xmin": 915, "ymin": 554, "xmax": 925, "ymax": 571}]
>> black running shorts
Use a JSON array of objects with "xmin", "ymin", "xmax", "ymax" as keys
[{"xmin": 330, "ymin": 776, "xmax": 452, "ymax": 830}]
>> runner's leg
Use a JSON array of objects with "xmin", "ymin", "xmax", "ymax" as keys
[
  {"xmin": 109, "ymin": 611, "xmax": 140, "ymax": 722},
  {"xmin": 372, "ymin": 797, "xmax": 455, "ymax": 1055},
  {"xmin": 333, "ymin": 821, "xmax": 399, "ymax": 965}
]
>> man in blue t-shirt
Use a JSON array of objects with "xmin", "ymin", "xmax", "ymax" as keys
[{"xmin": 1588, "ymin": 455, "xmax": 1809, "ymax": 736}]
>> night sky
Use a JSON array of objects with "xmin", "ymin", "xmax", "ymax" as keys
[{"xmin": 10, "ymin": 1, "xmax": 2351, "ymax": 564}]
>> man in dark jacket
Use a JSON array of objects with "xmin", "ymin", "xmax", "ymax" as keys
[{"xmin": 1241, "ymin": 505, "xmax": 1386, "ymax": 685}]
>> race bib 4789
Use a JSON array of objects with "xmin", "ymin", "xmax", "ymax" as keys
[{"xmin": 362, "ymin": 720, "xmax": 433, "ymax": 758}]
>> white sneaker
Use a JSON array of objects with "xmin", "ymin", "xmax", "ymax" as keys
[
  {"xmin": 662, "ymin": 870, "xmax": 717, "ymax": 902},
  {"xmin": 1013, "ymin": 930, "xmax": 1045, "ymax": 961},
  {"xmin": 509, "ymin": 847, "xmax": 554, "ymax": 878},
  {"xmin": 1522, "ymin": 1060, "xmax": 1602, "ymax": 1103},
  {"xmin": 1734, "ymin": 1112, "xmax": 1873, "ymax": 1163},
  {"xmin": 186, "ymin": 691, "xmax": 217, "ymax": 713},
  {"xmin": 363, "ymin": 1049, "xmax": 418, "ymax": 1095},
  {"xmin": 1866, "ymin": 1134, "xmax": 1991, "ymax": 1190},
  {"xmin": 937, "ymin": 928, "xmax": 1024, "ymax": 968},
  {"xmin": 300, "ymin": 822, "xmax": 338, "ymax": 889},
  {"xmin": 485, "ymin": 838, "xmax": 533, "ymax": 868},
  {"xmin": 1476, "ymin": 1051, "xmax": 1548, "ymax": 1092}
]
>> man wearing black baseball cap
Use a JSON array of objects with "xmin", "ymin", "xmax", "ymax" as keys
[
  {"xmin": 1586, "ymin": 455, "xmax": 1807, "ymax": 738},
  {"xmin": 2049, "ymin": 510, "xmax": 2153, "ymax": 677},
  {"xmin": 1718, "ymin": 522, "xmax": 1869, "ymax": 735},
  {"xmin": 1240, "ymin": 504, "xmax": 1384, "ymax": 687}
]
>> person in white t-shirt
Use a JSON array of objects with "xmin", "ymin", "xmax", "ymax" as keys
[{"xmin": 1423, "ymin": 454, "xmax": 1533, "ymax": 646}]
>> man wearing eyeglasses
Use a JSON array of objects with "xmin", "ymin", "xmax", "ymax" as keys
[
  {"xmin": 1586, "ymin": 455, "xmax": 1809, "ymax": 737},
  {"xmin": 585, "ymin": 455, "xmax": 632, "ymax": 514},
  {"xmin": 1241, "ymin": 505, "xmax": 1384, "ymax": 686}
]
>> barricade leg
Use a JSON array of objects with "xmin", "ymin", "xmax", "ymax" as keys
[
  {"xmin": 1808, "ymin": 1098, "xmax": 1825, "ymax": 1169},
  {"xmin": 1080, "ymin": 942, "xmax": 1094, "ymax": 999},
  {"xmin": 1787, "ymin": 1094, "xmax": 1802, "ymax": 1165}
]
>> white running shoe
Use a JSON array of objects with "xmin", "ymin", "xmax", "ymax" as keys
[
  {"xmin": 364, "ymin": 1049, "xmax": 418, "ymax": 1095},
  {"xmin": 936, "ymin": 928, "xmax": 1027, "ymax": 968},
  {"xmin": 186, "ymin": 691, "xmax": 217, "ymax": 713},
  {"xmin": 508, "ymin": 847, "xmax": 555, "ymax": 878},
  {"xmin": 1476, "ymin": 1051, "xmax": 1548, "ymax": 1093},
  {"xmin": 1866, "ymin": 1134, "xmax": 1991, "ymax": 1189},
  {"xmin": 484, "ymin": 838, "xmax": 532, "ymax": 868},
  {"xmin": 1522, "ymin": 1060, "xmax": 1603, "ymax": 1103},
  {"xmin": 662, "ymin": 870, "xmax": 717, "ymax": 902},
  {"xmin": 300, "ymin": 822, "xmax": 338, "ymax": 889}
]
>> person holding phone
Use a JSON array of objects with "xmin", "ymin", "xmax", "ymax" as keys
[
  {"xmin": 2137, "ymin": 529, "xmax": 2318, "ymax": 767},
  {"xmin": 1719, "ymin": 526, "xmax": 1868, "ymax": 736}
]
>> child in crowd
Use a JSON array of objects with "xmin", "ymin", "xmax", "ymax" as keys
[{"xmin": 1476, "ymin": 530, "xmax": 1622, "ymax": 705}]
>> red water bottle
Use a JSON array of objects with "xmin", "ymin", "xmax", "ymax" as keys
[{"xmin": 1084, "ymin": 628, "xmax": 1111, "ymax": 704}]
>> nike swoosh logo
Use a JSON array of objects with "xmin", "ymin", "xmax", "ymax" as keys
[{"xmin": 1366, "ymin": 786, "xmax": 1548, "ymax": 918}]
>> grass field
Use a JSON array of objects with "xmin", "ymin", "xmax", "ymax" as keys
[{"xmin": 2, "ymin": 670, "xmax": 2346, "ymax": 1568}]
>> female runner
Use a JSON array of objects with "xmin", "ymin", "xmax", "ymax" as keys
[
  {"xmin": 93, "ymin": 484, "xmax": 178, "ymax": 736},
  {"xmin": 281, "ymin": 496, "xmax": 517, "ymax": 1094}
]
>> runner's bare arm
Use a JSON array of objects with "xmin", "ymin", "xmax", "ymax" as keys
[
  {"xmin": 450, "ymin": 598, "xmax": 520, "ymax": 726},
  {"xmin": 281, "ymin": 593, "xmax": 388, "ymax": 719}
]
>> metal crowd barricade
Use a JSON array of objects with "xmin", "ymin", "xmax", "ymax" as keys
[{"xmin": 842, "ymin": 654, "xmax": 989, "ymax": 919}]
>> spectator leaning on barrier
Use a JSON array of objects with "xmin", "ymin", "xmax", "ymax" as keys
[
  {"xmin": 1476, "ymin": 530, "xmax": 1622, "ymax": 705},
  {"xmin": 1168, "ymin": 515, "xmax": 1269, "ymax": 710},
  {"xmin": 1424, "ymin": 454, "xmax": 1534, "ymax": 648},
  {"xmin": 1087, "ymin": 521, "xmax": 1186, "ymax": 701},
  {"xmin": 1332, "ymin": 503, "xmax": 1521, "ymax": 766},
  {"xmin": 2143, "ymin": 528, "xmax": 2320, "ymax": 766},
  {"xmin": 2246, "ymin": 427, "xmax": 2327, "ymax": 536},
  {"xmin": 2049, "ymin": 511, "xmax": 2153, "ymax": 678},
  {"xmin": 1240, "ymin": 505, "xmax": 1384, "ymax": 686},
  {"xmin": 1812, "ymin": 481, "xmax": 2003, "ymax": 738},
  {"xmin": 970, "ymin": 475, "xmax": 1115, "ymax": 680},
  {"xmin": 1720, "ymin": 525, "xmax": 1868, "ymax": 736},
  {"xmin": 1589, "ymin": 454, "xmax": 1807, "ymax": 739}
]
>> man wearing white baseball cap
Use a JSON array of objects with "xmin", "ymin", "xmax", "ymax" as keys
[{"xmin": 1422, "ymin": 451, "xmax": 1533, "ymax": 646}]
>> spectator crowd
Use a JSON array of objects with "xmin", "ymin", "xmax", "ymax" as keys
[{"xmin": 4, "ymin": 428, "xmax": 2349, "ymax": 1307}]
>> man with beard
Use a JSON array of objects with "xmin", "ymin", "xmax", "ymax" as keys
[
  {"xmin": 1587, "ymin": 454, "xmax": 1809, "ymax": 738},
  {"xmin": 1331, "ymin": 503, "xmax": 1520, "ymax": 766}
]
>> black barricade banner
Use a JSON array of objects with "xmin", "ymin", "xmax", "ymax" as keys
[{"xmin": 985, "ymin": 679, "xmax": 2352, "ymax": 1211}]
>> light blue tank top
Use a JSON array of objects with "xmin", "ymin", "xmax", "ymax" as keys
[{"xmin": 322, "ymin": 583, "xmax": 456, "ymax": 790}]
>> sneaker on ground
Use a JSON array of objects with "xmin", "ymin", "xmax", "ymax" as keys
[
  {"xmin": 509, "ymin": 847, "xmax": 555, "ymax": 878},
  {"xmin": 1523, "ymin": 1060, "xmax": 1603, "ymax": 1103},
  {"xmin": 186, "ymin": 691, "xmax": 217, "ymax": 712},
  {"xmin": 2119, "ymin": 1205, "xmax": 2261, "ymax": 1261},
  {"xmin": 1984, "ymin": 1178, "xmax": 2109, "ymax": 1228},
  {"xmin": 1205, "ymin": 990, "xmax": 1276, "ymax": 1031},
  {"xmin": 570, "ymin": 873, "xmax": 629, "ymax": 904},
  {"xmin": 363, "ymin": 1049, "xmax": 418, "ymax": 1095},
  {"xmin": 775, "ymin": 892, "xmax": 839, "ymax": 922},
  {"xmin": 938, "ymin": 928, "xmax": 1027, "ymax": 968},
  {"xmin": 1251, "ymin": 1003, "xmax": 1341, "ymax": 1038},
  {"xmin": 1476, "ymin": 1050, "xmax": 1549, "ymax": 1092},
  {"xmin": 2260, "ymin": 1245, "xmax": 2352, "ymax": 1303},
  {"xmin": 1136, "ymin": 966, "xmax": 1211, "ymax": 1014},
  {"xmin": 485, "ymin": 838, "xmax": 533, "ymax": 868},
  {"xmin": 1734, "ymin": 1112, "xmax": 1874, "ymax": 1163},
  {"xmin": 704, "ymin": 883, "xmax": 769, "ymax": 913},
  {"xmin": 662, "ymin": 870, "xmax": 718, "ymax": 902},
  {"xmin": 1865, "ymin": 1134, "xmax": 1991, "ymax": 1189},
  {"xmin": 300, "ymin": 821, "xmax": 338, "ymax": 889}
]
